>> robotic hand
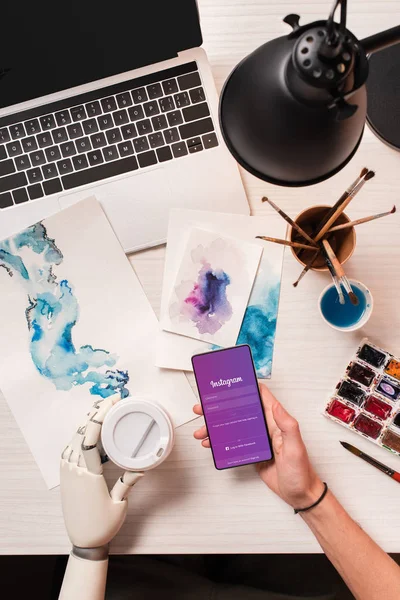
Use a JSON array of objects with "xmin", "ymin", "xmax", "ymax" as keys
[{"xmin": 59, "ymin": 395, "xmax": 143, "ymax": 600}]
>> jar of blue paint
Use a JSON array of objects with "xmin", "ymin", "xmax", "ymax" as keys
[{"xmin": 318, "ymin": 280, "xmax": 373, "ymax": 331}]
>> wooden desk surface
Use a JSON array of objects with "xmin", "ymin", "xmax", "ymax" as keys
[{"xmin": 1, "ymin": 0, "xmax": 399, "ymax": 554}]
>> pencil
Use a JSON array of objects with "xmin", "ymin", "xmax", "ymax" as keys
[
  {"xmin": 255, "ymin": 236, "xmax": 316, "ymax": 251},
  {"xmin": 313, "ymin": 169, "xmax": 375, "ymax": 242},
  {"xmin": 326, "ymin": 206, "xmax": 396, "ymax": 233},
  {"xmin": 262, "ymin": 197, "xmax": 318, "ymax": 247}
]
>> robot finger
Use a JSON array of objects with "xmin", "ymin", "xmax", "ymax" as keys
[
  {"xmin": 81, "ymin": 395, "xmax": 119, "ymax": 474},
  {"xmin": 110, "ymin": 471, "xmax": 144, "ymax": 502},
  {"xmin": 61, "ymin": 424, "xmax": 86, "ymax": 464},
  {"xmin": 69, "ymin": 428, "xmax": 85, "ymax": 464}
]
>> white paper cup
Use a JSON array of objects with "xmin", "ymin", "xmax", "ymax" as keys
[
  {"xmin": 318, "ymin": 279, "xmax": 373, "ymax": 332},
  {"xmin": 102, "ymin": 398, "xmax": 174, "ymax": 471}
]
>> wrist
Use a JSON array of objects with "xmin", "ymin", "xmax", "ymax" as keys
[
  {"xmin": 72, "ymin": 545, "xmax": 109, "ymax": 561},
  {"xmin": 291, "ymin": 477, "xmax": 325, "ymax": 509},
  {"xmin": 299, "ymin": 488, "xmax": 340, "ymax": 525}
]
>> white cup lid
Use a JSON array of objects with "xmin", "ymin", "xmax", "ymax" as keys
[{"xmin": 101, "ymin": 399, "xmax": 174, "ymax": 471}]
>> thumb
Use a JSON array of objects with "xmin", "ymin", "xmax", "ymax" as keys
[{"xmin": 272, "ymin": 401, "xmax": 300, "ymax": 437}]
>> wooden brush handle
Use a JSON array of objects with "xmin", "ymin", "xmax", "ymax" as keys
[
  {"xmin": 256, "ymin": 236, "xmax": 315, "ymax": 250},
  {"xmin": 392, "ymin": 472, "xmax": 400, "ymax": 483},
  {"xmin": 314, "ymin": 196, "xmax": 353, "ymax": 242},
  {"xmin": 314, "ymin": 192, "xmax": 347, "ymax": 234},
  {"xmin": 321, "ymin": 239, "xmax": 345, "ymax": 279}
]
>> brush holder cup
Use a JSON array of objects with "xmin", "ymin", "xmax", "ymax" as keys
[{"xmin": 290, "ymin": 205, "xmax": 356, "ymax": 271}]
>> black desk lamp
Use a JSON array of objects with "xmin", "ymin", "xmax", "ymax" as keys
[{"xmin": 219, "ymin": 0, "xmax": 400, "ymax": 187}]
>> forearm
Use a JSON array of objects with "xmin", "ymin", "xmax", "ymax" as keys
[
  {"xmin": 302, "ymin": 491, "xmax": 400, "ymax": 600},
  {"xmin": 58, "ymin": 547, "xmax": 109, "ymax": 600}
]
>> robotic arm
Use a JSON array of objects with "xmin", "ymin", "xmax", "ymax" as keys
[{"xmin": 58, "ymin": 395, "xmax": 143, "ymax": 600}]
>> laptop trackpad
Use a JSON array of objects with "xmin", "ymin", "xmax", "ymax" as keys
[{"xmin": 59, "ymin": 170, "xmax": 172, "ymax": 252}]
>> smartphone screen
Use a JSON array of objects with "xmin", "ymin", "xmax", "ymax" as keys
[{"xmin": 192, "ymin": 345, "xmax": 273, "ymax": 470}]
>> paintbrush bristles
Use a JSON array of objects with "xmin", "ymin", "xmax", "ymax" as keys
[
  {"xmin": 348, "ymin": 291, "xmax": 359, "ymax": 306},
  {"xmin": 365, "ymin": 170, "xmax": 375, "ymax": 181}
]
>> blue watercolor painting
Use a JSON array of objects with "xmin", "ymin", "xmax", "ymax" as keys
[
  {"xmin": 0, "ymin": 222, "xmax": 129, "ymax": 399},
  {"xmin": 180, "ymin": 261, "xmax": 233, "ymax": 335},
  {"xmin": 236, "ymin": 279, "xmax": 280, "ymax": 378}
]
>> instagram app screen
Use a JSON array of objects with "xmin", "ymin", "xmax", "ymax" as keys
[{"xmin": 192, "ymin": 346, "xmax": 273, "ymax": 469}]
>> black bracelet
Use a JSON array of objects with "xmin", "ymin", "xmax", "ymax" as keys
[{"xmin": 294, "ymin": 482, "xmax": 329, "ymax": 515}]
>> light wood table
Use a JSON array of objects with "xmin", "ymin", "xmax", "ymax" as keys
[{"xmin": 1, "ymin": 0, "xmax": 399, "ymax": 554}]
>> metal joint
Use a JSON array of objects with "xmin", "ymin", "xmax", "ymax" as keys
[{"xmin": 72, "ymin": 544, "xmax": 109, "ymax": 561}]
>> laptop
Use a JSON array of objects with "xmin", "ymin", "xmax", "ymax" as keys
[{"xmin": 0, "ymin": 0, "xmax": 249, "ymax": 252}]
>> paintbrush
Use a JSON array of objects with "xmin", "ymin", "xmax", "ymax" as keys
[
  {"xmin": 292, "ymin": 250, "xmax": 320, "ymax": 287},
  {"xmin": 326, "ymin": 206, "xmax": 396, "ymax": 233},
  {"xmin": 262, "ymin": 197, "xmax": 318, "ymax": 247},
  {"xmin": 255, "ymin": 236, "xmax": 316, "ymax": 251},
  {"xmin": 340, "ymin": 441, "xmax": 400, "ymax": 483},
  {"xmin": 311, "ymin": 167, "xmax": 368, "ymax": 237},
  {"xmin": 313, "ymin": 169, "xmax": 376, "ymax": 243},
  {"xmin": 325, "ymin": 257, "xmax": 345, "ymax": 304},
  {"xmin": 293, "ymin": 169, "xmax": 376, "ymax": 287},
  {"xmin": 321, "ymin": 239, "xmax": 359, "ymax": 306}
]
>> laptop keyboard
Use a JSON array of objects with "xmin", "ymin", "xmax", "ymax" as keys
[{"xmin": 0, "ymin": 61, "xmax": 219, "ymax": 210}]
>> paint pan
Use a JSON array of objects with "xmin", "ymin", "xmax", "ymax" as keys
[
  {"xmin": 327, "ymin": 399, "xmax": 356, "ymax": 424},
  {"xmin": 336, "ymin": 380, "xmax": 366, "ymax": 406},
  {"xmin": 346, "ymin": 362, "xmax": 376, "ymax": 387},
  {"xmin": 358, "ymin": 343, "xmax": 386, "ymax": 368},
  {"xmin": 385, "ymin": 359, "xmax": 400, "ymax": 381},
  {"xmin": 324, "ymin": 338, "xmax": 400, "ymax": 459},
  {"xmin": 364, "ymin": 396, "xmax": 392, "ymax": 420}
]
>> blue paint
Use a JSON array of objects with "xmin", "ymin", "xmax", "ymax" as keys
[
  {"xmin": 0, "ymin": 247, "xmax": 29, "ymax": 279},
  {"xmin": 0, "ymin": 222, "xmax": 129, "ymax": 399},
  {"xmin": 320, "ymin": 284, "xmax": 367, "ymax": 328},
  {"xmin": 13, "ymin": 223, "xmax": 63, "ymax": 265},
  {"xmin": 237, "ymin": 282, "xmax": 280, "ymax": 378},
  {"xmin": 205, "ymin": 279, "xmax": 281, "ymax": 379}
]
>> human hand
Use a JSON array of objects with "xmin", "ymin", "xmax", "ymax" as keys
[
  {"xmin": 60, "ymin": 395, "xmax": 143, "ymax": 550},
  {"xmin": 193, "ymin": 384, "xmax": 324, "ymax": 509}
]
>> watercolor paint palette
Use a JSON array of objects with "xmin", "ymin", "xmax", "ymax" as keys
[{"xmin": 324, "ymin": 338, "xmax": 400, "ymax": 457}]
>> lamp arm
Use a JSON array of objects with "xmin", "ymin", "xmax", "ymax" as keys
[
  {"xmin": 326, "ymin": 0, "xmax": 347, "ymax": 43},
  {"xmin": 360, "ymin": 25, "xmax": 400, "ymax": 55}
]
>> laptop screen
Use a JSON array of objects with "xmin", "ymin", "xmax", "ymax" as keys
[{"xmin": 0, "ymin": 0, "xmax": 202, "ymax": 110}]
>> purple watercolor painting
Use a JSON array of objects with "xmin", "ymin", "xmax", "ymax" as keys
[
  {"xmin": 178, "ymin": 261, "xmax": 233, "ymax": 335},
  {"xmin": 166, "ymin": 229, "xmax": 263, "ymax": 347}
]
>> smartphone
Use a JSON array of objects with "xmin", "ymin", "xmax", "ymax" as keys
[{"xmin": 192, "ymin": 345, "xmax": 273, "ymax": 470}]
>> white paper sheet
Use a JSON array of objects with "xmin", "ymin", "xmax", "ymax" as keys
[
  {"xmin": 156, "ymin": 210, "xmax": 286, "ymax": 377},
  {"xmin": 0, "ymin": 197, "xmax": 195, "ymax": 489},
  {"xmin": 161, "ymin": 228, "xmax": 263, "ymax": 347}
]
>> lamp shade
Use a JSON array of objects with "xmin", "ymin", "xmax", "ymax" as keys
[{"xmin": 219, "ymin": 10, "xmax": 400, "ymax": 187}]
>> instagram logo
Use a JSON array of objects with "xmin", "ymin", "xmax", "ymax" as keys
[{"xmin": 210, "ymin": 376, "xmax": 243, "ymax": 389}]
